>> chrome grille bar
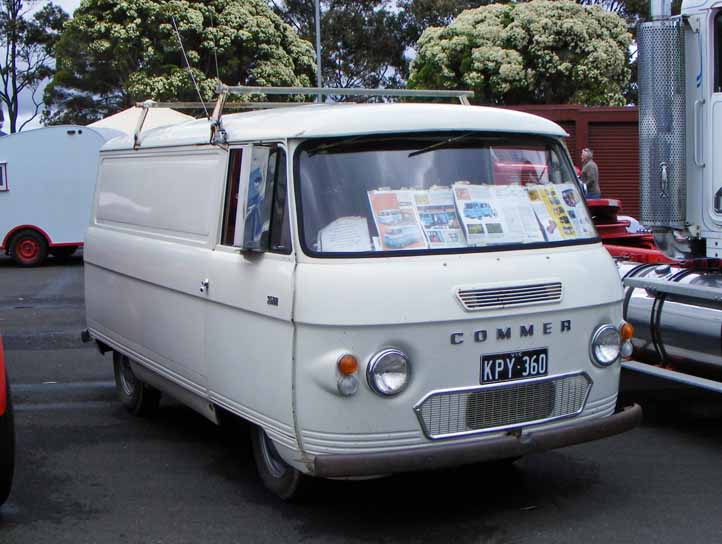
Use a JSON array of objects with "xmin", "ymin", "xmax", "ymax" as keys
[
  {"xmin": 414, "ymin": 372, "xmax": 592, "ymax": 440},
  {"xmin": 457, "ymin": 282, "xmax": 563, "ymax": 310}
]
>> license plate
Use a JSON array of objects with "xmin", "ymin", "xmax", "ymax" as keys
[{"xmin": 480, "ymin": 348, "xmax": 548, "ymax": 384}]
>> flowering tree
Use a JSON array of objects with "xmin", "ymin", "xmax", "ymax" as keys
[
  {"xmin": 408, "ymin": 0, "xmax": 632, "ymax": 106},
  {"xmin": 44, "ymin": 0, "xmax": 316, "ymax": 125}
]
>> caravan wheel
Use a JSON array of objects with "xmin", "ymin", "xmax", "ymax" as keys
[
  {"xmin": 250, "ymin": 425, "xmax": 308, "ymax": 500},
  {"xmin": 10, "ymin": 230, "xmax": 48, "ymax": 267}
]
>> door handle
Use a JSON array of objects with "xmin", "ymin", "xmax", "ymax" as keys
[
  {"xmin": 200, "ymin": 278, "xmax": 210, "ymax": 293},
  {"xmin": 694, "ymin": 99, "xmax": 706, "ymax": 168}
]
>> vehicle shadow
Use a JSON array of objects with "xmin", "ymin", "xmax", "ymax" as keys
[{"xmin": 0, "ymin": 253, "xmax": 84, "ymax": 270}]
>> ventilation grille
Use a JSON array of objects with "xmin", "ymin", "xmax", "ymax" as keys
[
  {"xmin": 414, "ymin": 373, "xmax": 592, "ymax": 440},
  {"xmin": 638, "ymin": 19, "xmax": 687, "ymax": 228},
  {"xmin": 456, "ymin": 282, "xmax": 563, "ymax": 311}
]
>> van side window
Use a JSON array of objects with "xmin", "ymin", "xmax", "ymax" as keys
[
  {"xmin": 221, "ymin": 150, "xmax": 243, "ymax": 245},
  {"xmin": 269, "ymin": 148, "xmax": 291, "ymax": 254}
]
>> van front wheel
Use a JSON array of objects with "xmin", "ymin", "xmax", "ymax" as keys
[
  {"xmin": 250, "ymin": 425, "xmax": 307, "ymax": 500},
  {"xmin": 112, "ymin": 353, "xmax": 160, "ymax": 417}
]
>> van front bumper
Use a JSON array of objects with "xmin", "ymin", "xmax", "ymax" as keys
[{"xmin": 313, "ymin": 404, "xmax": 642, "ymax": 478}]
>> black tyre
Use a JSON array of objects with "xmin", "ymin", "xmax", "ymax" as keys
[
  {"xmin": 9, "ymin": 229, "xmax": 48, "ymax": 267},
  {"xmin": 50, "ymin": 246, "xmax": 78, "ymax": 260},
  {"xmin": 0, "ymin": 369, "xmax": 15, "ymax": 507},
  {"xmin": 250, "ymin": 425, "xmax": 308, "ymax": 500},
  {"xmin": 112, "ymin": 353, "xmax": 161, "ymax": 417}
]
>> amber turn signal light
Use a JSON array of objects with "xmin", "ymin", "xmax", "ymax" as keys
[
  {"xmin": 337, "ymin": 354, "xmax": 359, "ymax": 375},
  {"xmin": 620, "ymin": 322, "xmax": 634, "ymax": 341}
]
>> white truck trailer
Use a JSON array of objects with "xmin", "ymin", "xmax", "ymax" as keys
[
  {"xmin": 620, "ymin": 0, "xmax": 722, "ymax": 391},
  {"xmin": 0, "ymin": 125, "xmax": 122, "ymax": 266}
]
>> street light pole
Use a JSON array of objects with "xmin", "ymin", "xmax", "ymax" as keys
[{"xmin": 315, "ymin": 0, "xmax": 322, "ymax": 102}]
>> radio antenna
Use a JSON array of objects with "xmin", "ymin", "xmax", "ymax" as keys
[
  {"xmin": 171, "ymin": 16, "xmax": 210, "ymax": 119},
  {"xmin": 210, "ymin": 10, "xmax": 221, "ymax": 84}
]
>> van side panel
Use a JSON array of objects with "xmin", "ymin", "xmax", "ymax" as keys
[
  {"xmin": 85, "ymin": 149, "xmax": 226, "ymax": 392},
  {"xmin": 205, "ymin": 251, "xmax": 297, "ymax": 450},
  {"xmin": 96, "ymin": 155, "xmax": 214, "ymax": 238}
]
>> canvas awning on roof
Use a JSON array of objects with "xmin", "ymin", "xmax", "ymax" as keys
[{"xmin": 89, "ymin": 106, "xmax": 194, "ymax": 134}]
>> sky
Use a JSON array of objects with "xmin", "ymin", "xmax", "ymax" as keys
[{"xmin": 7, "ymin": 0, "xmax": 82, "ymax": 132}]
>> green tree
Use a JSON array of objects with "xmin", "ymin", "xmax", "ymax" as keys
[
  {"xmin": 408, "ymin": 0, "xmax": 632, "ymax": 106},
  {"xmin": 268, "ymin": 0, "xmax": 406, "ymax": 93},
  {"xmin": 44, "ymin": 0, "xmax": 316, "ymax": 125},
  {"xmin": 0, "ymin": 0, "xmax": 67, "ymax": 132}
]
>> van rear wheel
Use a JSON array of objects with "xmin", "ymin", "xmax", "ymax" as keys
[
  {"xmin": 9, "ymin": 229, "xmax": 48, "ymax": 267},
  {"xmin": 250, "ymin": 425, "xmax": 307, "ymax": 500},
  {"xmin": 112, "ymin": 353, "xmax": 160, "ymax": 417}
]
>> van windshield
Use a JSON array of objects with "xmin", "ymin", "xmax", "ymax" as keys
[{"xmin": 295, "ymin": 133, "xmax": 597, "ymax": 256}]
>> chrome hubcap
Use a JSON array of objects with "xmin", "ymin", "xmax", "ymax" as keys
[
  {"xmin": 259, "ymin": 429, "xmax": 288, "ymax": 479},
  {"xmin": 118, "ymin": 358, "xmax": 137, "ymax": 397}
]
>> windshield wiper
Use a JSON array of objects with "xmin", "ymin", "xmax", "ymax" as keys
[
  {"xmin": 408, "ymin": 132, "xmax": 477, "ymax": 158},
  {"xmin": 308, "ymin": 135, "xmax": 367, "ymax": 156}
]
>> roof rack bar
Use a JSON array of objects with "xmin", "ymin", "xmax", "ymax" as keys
[
  {"xmin": 216, "ymin": 85, "xmax": 474, "ymax": 102},
  {"xmin": 135, "ymin": 101, "xmax": 345, "ymax": 110},
  {"xmin": 131, "ymin": 85, "xmax": 474, "ymax": 149}
]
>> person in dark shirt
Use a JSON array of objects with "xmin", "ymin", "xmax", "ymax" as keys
[{"xmin": 581, "ymin": 148, "xmax": 600, "ymax": 198}]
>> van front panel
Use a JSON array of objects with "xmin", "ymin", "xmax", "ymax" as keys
[{"xmin": 292, "ymin": 244, "xmax": 622, "ymax": 456}]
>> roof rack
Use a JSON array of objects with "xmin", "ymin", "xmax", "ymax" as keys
[{"xmin": 132, "ymin": 85, "xmax": 474, "ymax": 148}]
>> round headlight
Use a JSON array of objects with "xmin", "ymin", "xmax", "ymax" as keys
[
  {"xmin": 590, "ymin": 324, "xmax": 621, "ymax": 367},
  {"xmin": 366, "ymin": 348, "xmax": 410, "ymax": 396}
]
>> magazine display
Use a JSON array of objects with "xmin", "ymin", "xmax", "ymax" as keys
[
  {"xmin": 558, "ymin": 183, "xmax": 595, "ymax": 237},
  {"xmin": 527, "ymin": 185, "xmax": 580, "ymax": 241},
  {"xmin": 363, "ymin": 182, "xmax": 592, "ymax": 252},
  {"xmin": 368, "ymin": 190, "xmax": 428, "ymax": 251},
  {"xmin": 413, "ymin": 188, "xmax": 466, "ymax": 248},
  {"xmin": 451, "ymin": 182, "xmax": 513, "ymax": 246},
  {"xmin": 316, "ymin": 216, "xmax": 373, "ymax": 252}
]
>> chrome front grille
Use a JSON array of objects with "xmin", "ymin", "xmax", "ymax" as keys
[
  {"xmin": 414, "ymin": 373, "xmax": 592, "ymax": 440},
  {"xmin": 456, "ymin": 282, "xmax": 563, "ymax": 311}
]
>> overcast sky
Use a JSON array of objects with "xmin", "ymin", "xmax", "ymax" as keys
[{"xmin": 7, "ymin": 0, "xmax": 82, "ymax": 132}]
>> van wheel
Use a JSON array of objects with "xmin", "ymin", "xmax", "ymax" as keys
[
  {"xmin": 10, "ymin": 230, "xmax": 48, "ymax": 267},
  {"xmin": 112, "ymin": 353, "xmax": 160, "ymax": 417},
  {"xmin": 250, "ymin": 425, "xmax": 307, "ymax": 500},
  {"xmin": 0, "ymin": 369, "xmax": 15, "ymax": 506}
]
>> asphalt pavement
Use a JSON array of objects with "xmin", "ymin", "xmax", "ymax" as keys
[{"xmin": 1, "ymin": 255, "xmax": 722, "ymax": 543}]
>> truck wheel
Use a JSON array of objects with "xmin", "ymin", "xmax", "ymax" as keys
[
  {"xmin": 112, "ymin": 353, "xmax": 160, "ymax": 417},
  {"xmin": 50, "ymin": 246, "xmax": 78, "ymax": 260},
  {"xmin": 9, "ymin": 230, "xmax": 48, "ymax": 267},
  {"xmin": 250, "ymin": 425, "xmax": 307, "ymax": 500},
  {"xmin": 0, "ymin": 370, "xmax": 15, "ymax": 506}
]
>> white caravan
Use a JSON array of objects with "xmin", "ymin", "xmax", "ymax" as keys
[
  {"xmin": 84, "ymin": 89, "xmax": 642, "ymax": 499},
  {"xmin": 0, "ymin": 126, "xmax": 121, "ymax": 266}
]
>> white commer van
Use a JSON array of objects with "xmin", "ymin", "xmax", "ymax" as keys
[
  {"xmin": 0, "ymin": 126, "xmax": 122, "ymax": 266},
  {"xmin": 84, "ymin": 103, "xmax": 642, "ymax": 499}
]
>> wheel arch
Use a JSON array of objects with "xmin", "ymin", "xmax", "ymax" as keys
[{"xmin": 1, "ymin": 224, "xmax": 52, "ymax": 251}]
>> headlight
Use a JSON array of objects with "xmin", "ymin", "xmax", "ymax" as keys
[
  {"xmin": 590, "ymin": 324, "xmax": 621, "ymax": 367},
  {"xmin": 366, "ymin": 348, "xmax": 410, "ymax": 396}
]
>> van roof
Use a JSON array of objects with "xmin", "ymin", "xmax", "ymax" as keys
[{"xmin": 101, "ymin": 103, "xmax": 568, "ymax": 151}]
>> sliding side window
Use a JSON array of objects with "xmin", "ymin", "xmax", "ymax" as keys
[
  {"xmin": 220, "ymin": 146, "xmax": 291, "ymax": 252},
  {"xmin": 221, "ymin": 149, "xmax": 243, "ymax": 246}
]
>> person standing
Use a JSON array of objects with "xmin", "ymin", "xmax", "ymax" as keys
[{"xmin": 581, "ymin": 148, "xmax": 600, "ymax": 198}]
